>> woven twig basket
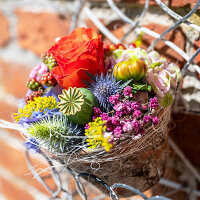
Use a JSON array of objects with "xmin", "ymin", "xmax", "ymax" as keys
[{"xmin": 45, "ymin": 108, "xmax": 171, "ymax": 197}]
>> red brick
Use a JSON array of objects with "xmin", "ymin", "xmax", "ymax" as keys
[
  {"xmin": 0, "ymin": 59, "xmax": 30, "ymax": 98},
  {"xmin": 192, "ymin": 36, "xmax": 200, "ymax": 79},
  {"xmin": 15, "ymin": 10, "xmax": 70, "ymax": 55},
  {"xmin": 1, "ymin": 178, "xmax": 34, "ymax": 200},
  {"xmin": 85, "ymin": 18, "xmax": 105, "ymax": 33},
  {"xmin": 0, "ymin": 11, "xmax": 10, "ymax": 47},
  {"xmin": 141, "ymin": 23, "xmax": 186, "ymax": 68},
  {"xmin": 0, "ymin": 100, "xmax": 17, "ymax": 121},
  {"xmin": 0, "ymin": 140, "xmax": 56, "ymax": 195}
]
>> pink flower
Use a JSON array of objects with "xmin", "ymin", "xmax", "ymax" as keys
[
  {"xmin": 123, "ymin": 86, "xmax": 133, "ymax": 97},
  {"xmin": 147, "ymin": 64, "xmax": 170, "ymax": 97},
  {"xmin": 123, "ymin": 121, "xmax": 133, "ymax": 132},
  {"xmin": 109, "ymin": 93, "xmax": 120, "ymax": 105},
  {"xmin": 29, "ymin": 63, "xmax": 48, "ymax": 82},
  {"xmin": 93, "ymin": 107, "xmax": 102, "ymax": 116},
  {"xmin": 100, "ymin": 113, "xmax": 109, "ymax": 121},
  {"xmin": 149, "ymin": 97, "xmax": 159, "ymax": 109},
  {"xmin": 103, "ymin": 132, "xmax": 114, "ymax": 143},
  {"xmin": 133, "ymin": 110, "xmax": 142, "ymax": 118},
  {"xmin": 131, "ymin": 102, "xmax": 140, "ymax": 110},
  {"xmin": 152, "ymin": 116, "xmax": 159, "ymax": 126},
  {"xmin": 132, "ymin": 119, "xmax": 140, "ymax": 130},
  {"xmin": 143, "ymin": 115, "xmax": 151, "ymax": 123},
  {"xmin": 113, "ymin": 102, "xmax": 124, "ymax": 112},
  {"xmin": 85, "ymin": 124, "xmax": 90, "ymax": 130},
  {"xmin": 113, "ymin": 126, "xmax": 123, "ymax": 138}
]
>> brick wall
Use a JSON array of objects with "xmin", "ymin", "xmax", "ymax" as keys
[{"xmin": 0, "ymin": 0, "xmax": 200, "ymax": 199}]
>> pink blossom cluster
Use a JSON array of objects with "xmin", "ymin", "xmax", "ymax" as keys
[
  {"xmin": 90, "ymin": 87, "xmax": 160, "ymax": 142},
  {"xmin": 29, "ymin": 63, "xmax": 48, "ymax": 82}
]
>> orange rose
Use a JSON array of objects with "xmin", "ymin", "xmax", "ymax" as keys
[{"xmin": 48, "ymin": 27, "xmax": 106, "ymax": 89}]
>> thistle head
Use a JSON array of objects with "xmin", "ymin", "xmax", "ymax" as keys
[
  {"xmin": 27, "ymin": 114, "xmax": 84, "ymax": 153},
  {"xmin": 89, "ymin": 73, "xmax": 122, "ymax": 111}
]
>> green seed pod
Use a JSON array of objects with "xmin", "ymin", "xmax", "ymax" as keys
[{"xmin": 58, "ymin": 87, "xmax": 96, "ymax": 125}]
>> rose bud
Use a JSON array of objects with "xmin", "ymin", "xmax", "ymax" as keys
[{"xmin": 113, "ymin": 59, "xmax": 147, "ymax": 81}]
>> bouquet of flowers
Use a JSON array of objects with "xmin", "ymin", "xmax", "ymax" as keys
[{"xmin": 12, "ymin": 28, "xmax": 180, "ymax": 196}]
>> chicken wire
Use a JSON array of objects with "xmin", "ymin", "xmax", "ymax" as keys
[{"xmin": 25, "ymin": 0, "xmax": 200, "ymax": 199}]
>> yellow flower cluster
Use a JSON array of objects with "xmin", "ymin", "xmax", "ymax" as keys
[
  {"xmin": 14, "ymin": 96, "xmax": 58, "ymax": 121},
  {"xmin": 85, "ymin": 117, "xmax": 113, "ymax": 152}
]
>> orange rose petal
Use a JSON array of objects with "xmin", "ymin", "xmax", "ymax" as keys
[{"xmin": 49, "ymin": 27, "xmax": 105, "ymax": 89}]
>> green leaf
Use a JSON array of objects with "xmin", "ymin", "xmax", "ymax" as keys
[
  {"xmin": 132, "ymin": 82, "xmax": 152, "ymax": 92},
  {"xmin": 120, "ymin": 79, "xmax": 132, "ymax": 89},
  {"xmin": 158, "ymin": 91, "xmax": 174, "ymax": 107}
]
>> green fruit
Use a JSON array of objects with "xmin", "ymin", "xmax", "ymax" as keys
[{"xmin": 58, "ymin": 87, "xmax": 96, "ymax": 125}]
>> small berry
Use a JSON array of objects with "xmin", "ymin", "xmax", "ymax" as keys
[
  {"xmin": 25, "ymin": 91, "xmax": 42, "ymax": 104},
  {"xmin": 41, "ymin": 72, "xmax": 57, "ymax": 87},
  {"xmin": 109, "ymin": 44, "xmax": 117, "ymax": 51},
  {"xmin": 27, "ymin": 78, "xmax": 42, "ymax": 91},
  {"xmin": 116, "ymin": 43, "xmax": 126, "ymax": 50},
  {"xmin": 41, "ymin": 53, "xmax": 57, "ymax": 71}
]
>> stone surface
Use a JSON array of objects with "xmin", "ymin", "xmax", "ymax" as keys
[
  {"xmin": 15, "ymin": 9, "xmax": 70, "ymax": 55},
  {"xmin": 0, "ymin": 11, "xmax": 10, "ymax": 47}
]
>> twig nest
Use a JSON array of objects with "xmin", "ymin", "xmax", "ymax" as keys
[{"xmin": 58, "ymin": 87, "xmax": 96, "ymax": 125}]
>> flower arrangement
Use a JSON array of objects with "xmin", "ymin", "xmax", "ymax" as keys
[{"xmin": 12, "ymin": 27, "xmax": 181, "ymax": 196}]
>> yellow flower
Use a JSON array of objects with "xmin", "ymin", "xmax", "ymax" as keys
[
  {"xmin": 14, "ymin": 96, "xmax": 58, "ymax": 121},
  {"xmin": 85, "ymin": 117, "xmax": 113, "ymax": 152}
]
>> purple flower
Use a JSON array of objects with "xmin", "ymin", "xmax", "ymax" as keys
[
  {"xmin": 106, "ymin": 117, "xmax": 115, "ymax": 132},
  {"xmin": 85, "ymin": 124, "xmax": 90, "ymax": 130},
  {"xmin": 123, "ymin": 86, "xmax": 133, "ymax": 98},
  {"xmin": 132, "ymin": 120, "xmax": 140, "ymax": 130},
  {"xmin": 142, "ymin": 105, "xmax": 147, "ymax": 110},
  {"xmin": 133, "ymin": 110, "xmax": 142, "ymax": 118},
  {"xmin": 113, "ymin": 102, "xmax": 124, "ymax": 112},
  {"xmin": 111, "ymin": 115, "xmax": 120, "ymax": 126},
  {"xmin": 24, "ymin": 138, "xmax": 40, "ymax": 153},
  {"xmin": 131, "ymin": 102, "xmax": 140, "ymax": 110},
  {"xmin": 109, "ymin": 93, "xmax": 120, "ymax": 105},
  {"xmin": 113, "ymin": 126, "xmax": 123, "ymax": 138},
  {"xmin": 93, "ymin": 107, "xmax": 102, "ymax": 117},
  {"xmin": 100, "ymin": 113, "xmax": 109, "ymax": 121},
  {"xmin": 143, "ymin": 115, "xmax": 151, "ymax": 123},
  {"xmin": 149, "ymin": 97, "xmax": 159, "ymax": 109},
  {"xmin": 115, "ymin": 111, "xmax": 124, "ymax": 117},
  {"xmin": 123, "ymin": 101, "xmax": 132, "ymax": 114},
  {"xmin": 152, "ymin": 116, "xmax": 159, "ymax": 126}
]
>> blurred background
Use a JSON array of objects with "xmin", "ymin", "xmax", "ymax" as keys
[{"xmin": 0, "ymin": 0, "xmax": 200, "ymax": 199}]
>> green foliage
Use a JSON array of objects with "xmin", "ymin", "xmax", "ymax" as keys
[{"xmin": 132, "ymin": 82, "xmax": 152, "ymax": 93}]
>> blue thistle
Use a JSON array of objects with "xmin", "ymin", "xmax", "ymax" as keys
[
  {"xmin": 89, "ymin": 74, "xmax": 122, "ymax": 111},
  {"xmin": 27, "ymin": 114, "xmax": 84, "ymax": 153}
]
